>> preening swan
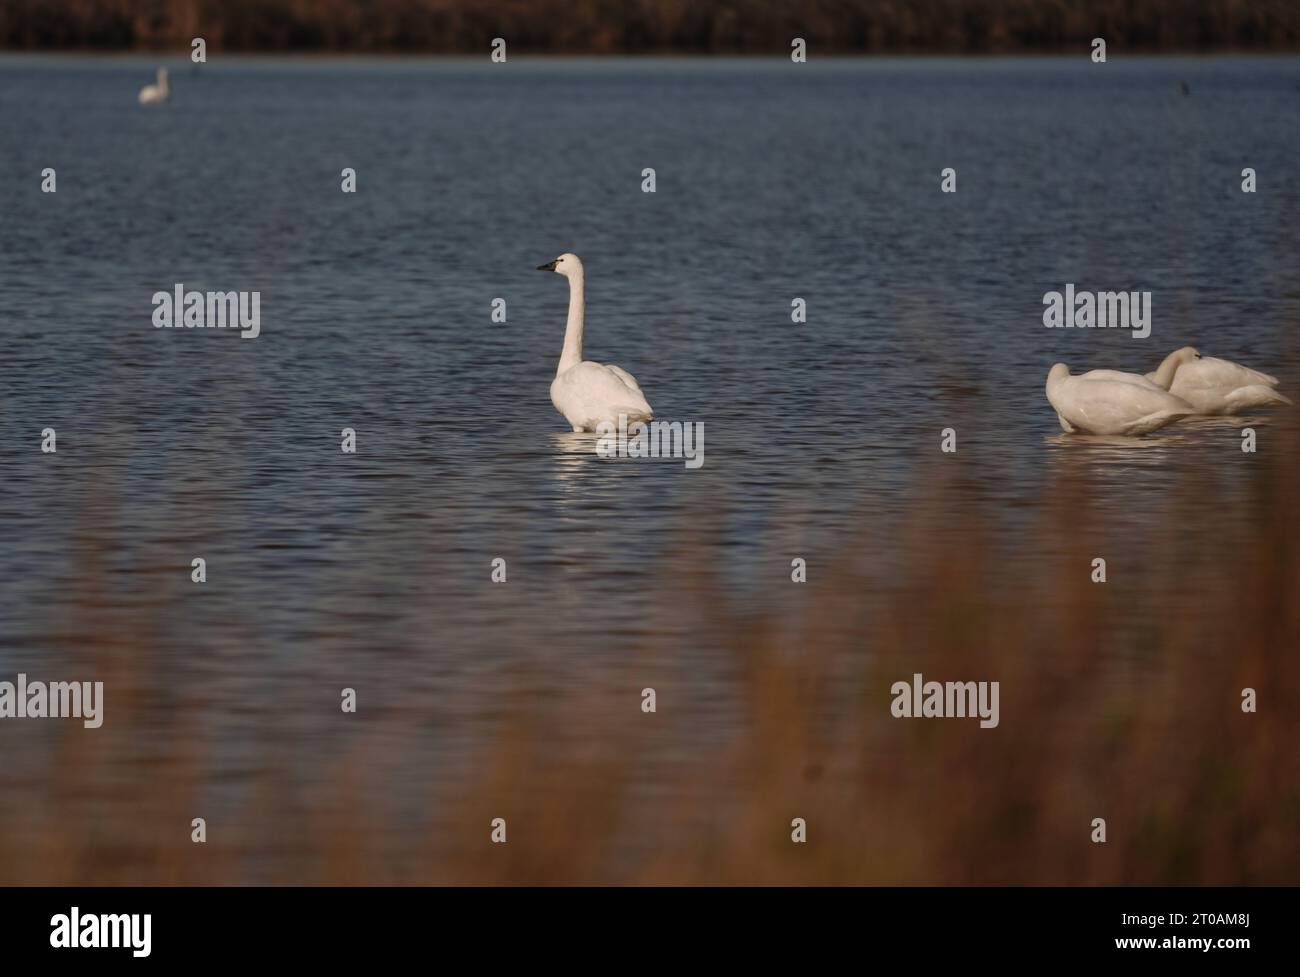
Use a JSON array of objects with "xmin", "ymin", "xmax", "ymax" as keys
[
  {"xmin": 1083, "ymin": 347, "xmax": 1190, "ymax": 392},
  {"xmin": 138, "ymin": 67, "xmax": 170, "ymax": 105},
  {"xmin": 1142, "ymin": 346, "xmax": 1291, "ymax": 415},
  {"xmin": 1046, "ymin": 363, "xmax": 1195, "ymax": 435},
  {"xmin": 539, "ymin": 253, "xmax": 653, "ymax": 433}
]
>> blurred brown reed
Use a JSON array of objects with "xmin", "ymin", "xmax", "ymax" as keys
[{"xmin": 2, "ymin": 407, "xmax": 1297, "ymax": 885}]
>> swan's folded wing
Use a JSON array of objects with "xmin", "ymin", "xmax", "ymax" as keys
[
  {"xmin": 603, "ymin": 364, "xmax": 642, "ymax": 392},
  {"xmin": 1198, "ymin": 357, "xmax": 1279, "ymax": 389},
  {"xmin": 555, "ymin": 362, "xmax": 653, "ymax": 424},
  {"xmin": 1223, "ymin": 385, "xmax": 1292, "ymax": 411},
  {"xmin": 1064, "ymin": 379, "xmax": 1191, "ymax": 432}
]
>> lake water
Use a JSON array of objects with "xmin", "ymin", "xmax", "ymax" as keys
[{"xmin": 1, "ymin": 56, "xmax": 1298, "ymax": 876}]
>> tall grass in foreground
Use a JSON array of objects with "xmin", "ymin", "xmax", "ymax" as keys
[{"xmin": 2, "ymin": 414, "xmax": 1298, "ymax": 884}]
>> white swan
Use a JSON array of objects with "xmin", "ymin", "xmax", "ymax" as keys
[
  {"xmin": 138, "ymin": 67, "xmax": 170, "ymax": 105},
  {"xmin": 539, "ymin": 253, "xmax": 653, "ymax": 432},
  {"xmin": 1046, "ymin": 363, "xmax": 1195, "ymax": 435},
  {"xmin": 1142, "ymin": 346, "xmax": 1290, "ymax": 415},
  {"xmin": 1082, "ymin": 347, "xmax": 1189, "ymax": 391}
]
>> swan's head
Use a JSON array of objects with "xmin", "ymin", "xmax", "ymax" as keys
[
  {"xmin": 1047, "ymin": 363, "xmax": 1070, "ymax": 387},
  {"xmin": 1169, "ymin": 345, "xmax": 1200, "ymax": 363},
  {"xmin": 537, "ymin": 253, "xmax": 583, "ymax": 278}
]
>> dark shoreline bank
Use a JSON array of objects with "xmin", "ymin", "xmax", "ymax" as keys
[{"xmin": 4, "ymin": 0, "xmax": 1298, "ymax": 55}]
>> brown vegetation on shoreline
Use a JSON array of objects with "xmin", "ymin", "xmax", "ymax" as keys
[{"xmin": 2, "ymin": 0, "xmax": 1299, "ymax": 55}]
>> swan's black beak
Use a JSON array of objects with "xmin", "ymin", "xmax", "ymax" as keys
[{"xmin": 537, "ymin": 260, "xmax": 558, "ymax": 272}]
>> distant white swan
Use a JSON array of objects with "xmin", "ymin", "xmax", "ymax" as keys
[
  {"xmin": 539, "ymin": 253, "xmax": 653, "ymax": 432},
  {"xmin": 138, "ymin": 67, "xmax": 170, "ymax": 105},
  {"xmin": 1046, "ymin": 363, "xmax": 1195, "ymax": 435},
  {"xmin": 1142, "ymin": 346, "xmax": 1291, "ymax": 415}
]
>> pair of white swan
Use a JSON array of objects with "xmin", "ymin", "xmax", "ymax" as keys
[
  {"xmin": 1047, "ymin": 347, "xmax": 1290, "ymax": 436},
  {"xmin": 539, "ymin": 253, "xmax": 653, "ymax": 433},
  {"xmin": 139, "ymin": 67, "xmax": 170, "ymax": 105}
]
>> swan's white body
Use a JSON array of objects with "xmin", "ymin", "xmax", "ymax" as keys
[
  {"xmin": 1142, "ymin": 347, "xmax": 1290, "ymax": 415},
  {"xmin": 1080, "ymin": 347, "xmax": 1187, "ymax": 393},
  {"xmin": 1046, "ymin": 363, "xmax": 1194, "ymax": 435},
  {"xmin": 139, "ymin": 67, "xmax": 170, "ymax": 105},
  {"xmin": 1078, "ymin": 369, "xmax": 1165, "ymax": 391},
  {"xmin": 540, "ymin": 253, "xmax": 653, "ymax": 432}
]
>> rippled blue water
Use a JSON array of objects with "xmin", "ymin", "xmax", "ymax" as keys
[{"xmin": 1, "ymin": 56, "xmax": 1297, "ymax": 808}]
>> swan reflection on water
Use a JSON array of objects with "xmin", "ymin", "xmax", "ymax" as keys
[
  {"xmin": 1046, "ymin": 413, "xmax": 1266, "ymax": 447},
  {"xmin": 1044, "ymin": 414, "xmax": 1273, "ymax": 477},
  {"xmin": 1045, "ymin": 432, "xmax": 1190, "ymax": 451},
  {"xmin": 546, "ymin": 430, "xmax": 607, "ymax": 508}
]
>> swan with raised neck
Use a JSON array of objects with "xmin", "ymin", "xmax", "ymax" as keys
[{"xmin": 538, "ymin": 253, "xmax": 654, "ymax": 433}]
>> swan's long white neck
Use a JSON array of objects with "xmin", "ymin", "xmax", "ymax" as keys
[
  {"xmin": 557, "ymin": 270, "xmax": 584, "ymax": 376},
  {"xmin": 1149, "ymin": 350, "xmax": 1184, "ymax": 389}
]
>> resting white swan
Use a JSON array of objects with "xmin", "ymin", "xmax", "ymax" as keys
[
  {"xmin": 1046, "ymin": 363, "xmax": 1195, "ymax": 435},
  {"xmin": 1082, "ymin": 347, "xmax": 1190, "ymax": 391},
  {"xmin": 1142, "ymin": 346, "xmax": 1290, "ymax": 415},
  {"xmin": 539, "ymin": 253, "xmax": 653, "ymax": 432},
  {"xmin": 138, "ymin": 67, "xmax": 170, "ymax": 105}
]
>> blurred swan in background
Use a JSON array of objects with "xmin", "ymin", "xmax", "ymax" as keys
[
  {"xmin": 1046, "ymin": 363, "xmax": 1195, "ymax": 435},
  {"xmin": 1143, "ymin": 346, "xmax": 1291, "ymax": 415},
  {"xmin": 138, "ymin": 67, "xmax": 170, "ymax": 105},
  {"xmin": 539, "ymin": 253, "xmax": 653, "ymax": 433}
]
